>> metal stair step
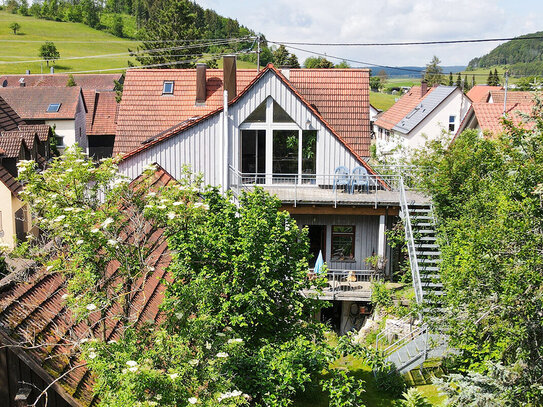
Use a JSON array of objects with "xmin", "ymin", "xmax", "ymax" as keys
[
  {"xmin": 416, "ymin": 243, "xmax": 439, "ymax": 249},
  {"xmin": 418, "ymin": 258, "xmax": 442, "ymax": 263},
  {"xmin": 410, "ymin": 208, "xmax": 432, "ymax": 212},
  {"xmin": 424, "ymin": 290, "xmax": 445, "ymax": 296},
  {"xmin": 422, "ymin": 282, "xmax": 443, "ymax": 288},
  {"xmin": 415, "ymin": 223, "xmax": 434, "ymax": 227},
  {"xmin": 411, "ymin": 216, "xmax": 433, "ymax": 220},
  {"xmin": 415, "ymin": 251, "xmax": 442, "ymax": 256},
  {"xmin": 420, "ymin": 272, "xmax": 441, "ymax": 278},
  {"xmin": 417, "ymin": 236, "xmax": 437, "ymax": 241},
  {"xmin": 417, "ymin": 229, "xmax": 436, "ymax": 234}
]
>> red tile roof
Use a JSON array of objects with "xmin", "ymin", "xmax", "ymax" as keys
[
  {"xmin": 2, "ymin": 129, "xmax": 37, "ymax": 153},
  {"xmin": 85, "ymin": 91, "xmax": 119, "ymax": 136},
  {"xmin": 472, "ymin": 102, "xmax": 534, "ymax": 134},
  {"xmin": 0, "ymin": 74, "xmax": 121, "ymax": 90},
  {"xmin": 0, "ymin": 87, "xmax": 84, "ymax": 120},
  {"xmin": 0, "ymin": 133, "xmax": 26, "ymax": 158},
  {"xmin": 18, "ymin": 124, "xmax": 51, "ymax": 142},
  {"xmin": 0, "ymin": 95, "xmax": 24, "ymax": 132},
  {"xmin": 466, "ymin": 85, "xmax": 503, "ymax": 103},
  {"xmin": 119, "ymin": 65, "xmax": 377, "ymax": 177},
  {"xmin": 0, "ymin": 164, "xmax": 23, "ymax": 196},
  {"xmin": 374, "ymin": 86, "xmax": 434, "ymax": 131},
  {"xmin": 0, "ymin": 165, "xmax": 175, "ymax": 406},
  {"xmin": 114, "ymin": 68, "xmax": 257, "ymax": 155},
  {"xmin": 490, "ymin": 90, "xmax": 533, "ymax": 105},
  {"xmin": 289, "ymin": 69, "xmax": 370, "ymax": 157},
  {"xmin": 115, "ymin": 66, "xmax": 372, "ymax": 157}
]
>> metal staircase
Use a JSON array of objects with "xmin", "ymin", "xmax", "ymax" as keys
[{"xmin": 375, "ymin": 178, "xmax": 446, "ymax": 374}]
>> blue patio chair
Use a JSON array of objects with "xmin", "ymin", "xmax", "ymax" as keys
[
  {"xmin": 350, "ymin": 166, "xmax": 369, "ymax": 193},
  {"xmin": 333, "ymin": 166, "xmax": 350, "ymax": 192}
]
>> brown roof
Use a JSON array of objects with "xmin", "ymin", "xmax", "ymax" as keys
[
  {"xmin": 0, "ymin": 164, "xmax": 23, "ymax": 196},
  {"xmin": 0, "ymin": 87, "xmax": 84, "ymax": 120},
  {"xmin": 289, "ymin": 69, "xmax": 370, "ymax": 157},
  {"xmin": 18, "ymin": 124, "xmax": 51, "ymax": 142},
  {"xmin": 0, "ymin": 165, "xmax": 175, "ymax": 406},
  {"xmin": 0, "ymin": 95, "xmax": 24, "ymax": 132},
  {"xmin": 2, "ymin": 129, "xmax": 37, "ymax": 152},
  {"xmin": 466, "ymin": 85, "xmax": 503, "ymax": 103},
  {"xmin": 0, "ymin": 74, "xmax": 121, "ymax": 91},
  {"xmin": 115, "ymin": 66, "xmax": 372, "ymax": 157},
  {"xmin": 0, "ymin": 133, "xmax": 26, "ymax": 158},
  {"xmin": 472, "ymin": 102, "xmax": 534, "ymax": 134},
  {"xmin": 85, "ymin": 91, "xmax": 119, "ymax": 136},
  {"xmin": 114, "ymin": 68, "xmax": 258, "ymax": 155},
  {"xmin": 374, "ymin": 86, "xmax": 434, "ymax": 131},
  {"xmin": 490, "ymin": 90, "xmax": 533, "ymax": 105}
]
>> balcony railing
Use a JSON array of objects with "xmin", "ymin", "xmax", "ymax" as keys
[
  {"xmin": 228, "ymin": 166, "xmax": 403, "ymax": 207},
  {"xmin": 304, "ymin": 269, "xmax": 382, "ymax": 300}
]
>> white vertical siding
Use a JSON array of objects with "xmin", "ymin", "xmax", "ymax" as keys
[{"xmin": 119, "ymin": 69, "xmax": 364, "ymax": 184}]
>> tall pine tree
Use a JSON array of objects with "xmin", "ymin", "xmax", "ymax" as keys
[{"xmin": 449, "ymin": 72, "xmax": 453, "ymax": 86}]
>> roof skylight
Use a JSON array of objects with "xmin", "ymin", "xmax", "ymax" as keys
[{"xmin": 46, "ymin": 103, "xmax": 61, "ymax": 113}]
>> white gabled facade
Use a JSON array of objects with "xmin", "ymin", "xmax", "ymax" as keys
[
  {"xmin": 374, "ymin": 86, "xmax": 471, "ymax": 160},
  {"xmin": 119, "ymin": 69, "xmax": 363, "ymax": 188}
]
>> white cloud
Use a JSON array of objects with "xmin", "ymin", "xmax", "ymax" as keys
[{"xmin": 194, "ymin": 0, "xmax": 543, "ymax": 68}]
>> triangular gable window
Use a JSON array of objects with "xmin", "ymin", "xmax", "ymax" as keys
[
  {"xmin": 273, "ymin": 101, "xmax": 295, "ymax": 123},
  {"xmin": 244, "ymin": 100, "xmax": 266, "ymax": 123}
]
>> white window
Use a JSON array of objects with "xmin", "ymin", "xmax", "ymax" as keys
[
  {"xmin": 47, "ymin": 103, "xmax": 61, "ymax": 112},
  {"xmin": 449, "ymin": 115, "xmax": 456, "ymax": 132},
  {"xmin": 162, "ymin": 81, "xmax": 174, "ymax": 95}
]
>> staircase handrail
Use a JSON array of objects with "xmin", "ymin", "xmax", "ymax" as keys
[
  {"xmin": 375, "ymin": 311, "xmax": 418, "ymax": 349},
  {"xmin": 399, "ymin": 177, "xmax": 424, "ymax": 305},
  {"xmin": 381, "ymin": 324, "xmax": 427, "ymax": 357}
]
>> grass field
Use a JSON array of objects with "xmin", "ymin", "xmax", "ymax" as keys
[
  {"xmin": 370, "ymin": 91, "xmax": 399, "ymax": 111},
  {"xmin": 0, "ymin": 11, "xmax": 256, "ymax": 75}
]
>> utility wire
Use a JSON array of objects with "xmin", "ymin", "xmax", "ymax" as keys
[
  {"xmin": 270, "ymin": 41, "xmax": 528, "ymax": 77},
  {"xmin": 269, "ymin": 35, "xmax": 543, "ymax": 47},
  {"xmin": 0, "ymin": 36, "xmax": 256, "ymax": 44}
]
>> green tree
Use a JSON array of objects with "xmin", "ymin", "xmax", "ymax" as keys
[
  {"xmin": 493, "ymin": 68, "xmax": 500, "ymax": 85},
  {"xmin": 66, "ymin": 74, "xmax": 77, "ymax": 87},
  {"xmin": 487, "ymin": 69, "xmax": 494, "ymax": 85},
  {"xmin": 472, "ymin": 74, "xmax": 476, "ymax": 88},
  {"xmin": 448, "ymin": 72, "xmax": 453, "ymax": 86},
  {"xmin": 134, "ymin": 0, "xmax": 202, "ymax": 68},
  {"xmin": 272, "ymin": 44, "xmax": 289, "ymax": 66},
  {"xmin": 336, "ymin": 60, "xmax": 350, "ymax": 69},
  {"xmin": 412, "ymin": 98, "xmax": 543, "ymax": 404},
  {"xmin": 423, "ymin": 55, "xmax": 443, "ymax": 86},
  {"xmin": 456, "ymin": 72, "xmax": 462, "ymax": 87},
  {"xmin": 81, "ymin": 0, "xmax": 100, "ymax": 28},
  {"xmin": 9, "ymin": 22, "xmax": 21, "ymax": 35},
  {"xmin": 111, "ymin": 13, "xmax": 124, "ymax": 37},
  {"xmin": 464, "ymin": 74, "xmax": 470, "ymax": 90},
  {"xmin": 304, "ymin": 56, "xmax": 334, "ymax": 69},
  {"xmin": 17, "ymin": 0, "xmax": 28, "ymax": 15},
  {"xmin": 38, "ymin": 41, "xmax": 60, "ymax": 67},
  {"xmin": 370, "ymin": 76, "xmax": 382, "ymax": 91}
]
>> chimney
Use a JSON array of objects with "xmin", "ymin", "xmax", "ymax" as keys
[
  {"xmin": 25, "ymin": 70, "xmax": 30, "ymax": 75},
  {"xmin": 421, "ymin": 81, "xmax": 428, "ymax": 97},
  {"xmin": 223, "ymin": 55, "xmax": 237, "ymax": 102},
  {"xmin": 18, "ymin": 78, "xmax": 25, "ymax": 87},
  {"xmin": 50, "ymin": 67, "xmax": 54, "ymax": 74},
  {"xmin": 195, "ymin": 63, "xmax": 207, "ymax": 104}
]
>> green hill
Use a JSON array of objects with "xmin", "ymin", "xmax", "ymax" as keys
[
  {"xmin": 467, "ymin": 31, "xmax": 543, "ymax": 76},
  {"xmin": 0, "ymin": 11, "xmax": 256, "ymax": 75}
]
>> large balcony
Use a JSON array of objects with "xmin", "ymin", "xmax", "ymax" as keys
[
  {"xmin": 228, "ymin": 166, "xmax": 429, "ymax": 207},
  {"xmin": 303, "ymin": 269, "xmax": 381, "ymax": 301}
]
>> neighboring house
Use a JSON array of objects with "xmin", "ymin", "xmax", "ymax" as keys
[
  {"xmin": 373, "ymin": 83, "xmax": 472, "ymax": 158},
  {"xmin": 0, "ymin": 96, "xmax": 51, "ymax": 249},
  {"xmin": 84, "ymin": 90, "xmax": 118, "ymax": 159},
  {"xmin": 0, "ymin": 87, "xmax": 87, "ymax": 153},
  {"xmin": 0, "ymin": 74, "xmax": 122, "ymax": 157},
  {"xmin": 0, "ymin": 167, "xmax": 174, "ymax": 407},
  {"xmin": 466, "ymin": 85, "xmax": 503, "ymax": 103},
  {"xmin": 117, "ymin": 58, "xmax": 425, "ymax": 334}
]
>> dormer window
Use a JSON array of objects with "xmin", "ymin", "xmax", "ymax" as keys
[
  {"xmin": 47, "ymin": 103, "xmax": 61, "ymax": 112},
  {"xmin": 162, "ymin": 81, "xmax": 174, "ymax": 95}
]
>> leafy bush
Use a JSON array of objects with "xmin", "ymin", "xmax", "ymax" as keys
[
  {"xmin": 396, "ymin": 388, "xmax": 432, "ymax": 407},
  {"xmin": 321, "ymin": 368, "xmax": 365, "ymax": 407},
  {"xmin": 371, "ymin": 281, "xmax": 393, "ymax": 309}
]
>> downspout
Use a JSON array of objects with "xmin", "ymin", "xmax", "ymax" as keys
[{"xmin": 223, "ymin": 90, "xmax": 229, "ymax": 193}]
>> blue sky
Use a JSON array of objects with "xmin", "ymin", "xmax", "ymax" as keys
[{"xmin": 194, "ymin": 0, "xmax": 543, "ymax": 68}]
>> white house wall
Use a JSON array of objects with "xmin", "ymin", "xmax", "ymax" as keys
[{"xmin": 119, "ymin": 70, "xmax": 363, "ymax": 185}]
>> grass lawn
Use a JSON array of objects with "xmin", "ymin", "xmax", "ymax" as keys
[
  {"xmin": 386, "ymin": 77, "xmax": 421, "ymax": 87},
  {"xmin": 370, "ymin": 91, "xmax": 399, "ymax": 111},
  {"xmin": 294, "ymin": 351, "xmax": 445, "ymax": 406},
  {"xmin": 0, "ymin": 11, "xmax": 257, "ymax": 75}
]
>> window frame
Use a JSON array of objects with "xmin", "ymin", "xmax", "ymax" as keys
[
  {"xmin": 162, "ymin": 81, "xmax": 174, "ymax": 95},
  {"xmin": 331, "ymin": 225, "xmax": 356, "ymax": 261},
  {"xmin": 448, "ymin": 115, "xmax": 456, "ymax": 132},
  {"xmin": 46, "ymin": 103, "xmax": 61, "ymax": 113}
]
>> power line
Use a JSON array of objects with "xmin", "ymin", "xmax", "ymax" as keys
[
  {"xmin": 269, "ymin": 35, "xmax": 543, "ymax": 47},
  {"xmin": 270, "ymin": 41, "xmax": 529, "ymax": 78},
  {"xmin": 0, "ymin": 36, "xmax": 256, "ymax": 44}
]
